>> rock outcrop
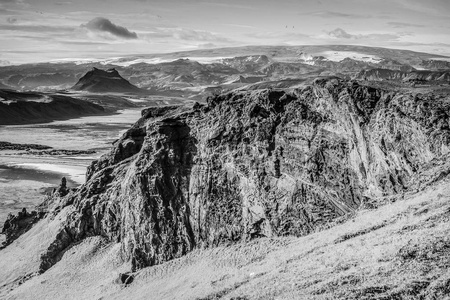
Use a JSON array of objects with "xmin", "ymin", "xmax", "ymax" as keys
[
  {"xmin": 12, "ymin": 78, "xmax": 450, "ymax": 273},
  {"xmin": 1, "ymin": 208, "xmax": 45, "ymax": 248}
]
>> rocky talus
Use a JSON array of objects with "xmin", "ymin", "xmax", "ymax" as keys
[{"xmin": 22, "ymin": 78, "xmax": 450, "ymax": 272}]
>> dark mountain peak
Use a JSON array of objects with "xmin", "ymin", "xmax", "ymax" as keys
[{"xmin": 72, "ymin": 68, "xmax": 143, "ymax": 93}]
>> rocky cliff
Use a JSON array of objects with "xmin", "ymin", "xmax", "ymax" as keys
[{"xmin": 19, "ymin": 78, "xmax": 450, "ymax": 273}]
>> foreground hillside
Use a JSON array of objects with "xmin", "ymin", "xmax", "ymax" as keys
[
  {"xmin": 2, "ymin": 78, "xmax": 450, "ymax": 299},
  {"xmin": 2, "ymin": 176, "xmax": 450, "ymax": 299}
]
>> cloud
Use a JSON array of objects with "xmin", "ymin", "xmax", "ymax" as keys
[
  {"xmin": 393, "ymin": 0, "xmax": 450, "ymax": 17},
  {"xmin": 199, "ymin": 2, "xmax": 253, "ymax": 10},
  {"xmin": 305, "ymin": 11, "xmax": 369, "ymax": 19},
  {"xmin": 198, "ymin": 43, "xmax": 217, "ymax": 49},
  {"xmin": 0, "ymin": 24, "xmax": 74, "ymax": 33},
  {"xmin": 387, "ymin": 22, "xmax": 425, "ymax": 28},
  {"xmin": 139, "ymin": 27, "xmax": 231, "ymax": 44},
  {"xmin": 171, "ymin": 28, "xmax": 228, "ymax": 42},
  {"xmin": 0, "ymin": 8, "xmax": 17, "ymax": 15},
  {"xmin": 0, "ymin": 0, "xmax": 25, "ymax": 6},
  {"xmin": 223, "ymin": 23, "xmax": 257, "ymax": 29},
  {"xmin": 327, "ymin": 28, "xmax": 354, "ymax": 39},
  {"xmin": 246, "ymin": 31, "xmax": 311, "ymax": 40},
  {"xmin": 299, "ymin": 10, "xmax": 391, "ymax": 20},
  {"xmin": 81, "ymin": 17, "xmax": 138, "ymax": 39},
  {"xmin": 326, "ymin": 28, "xmax": 400, "ymax": 41}
]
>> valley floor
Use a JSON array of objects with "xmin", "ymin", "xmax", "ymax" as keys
[{"xmin": 1, "ymin": 173, "xmax": 450, "ymax": 299}]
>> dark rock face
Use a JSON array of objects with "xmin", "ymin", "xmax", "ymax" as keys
[
  {"xmin": 55, "ymin": 177, "xmax": 69, "ymax": 197},
  {"xmin": 33, "ymin": 78, "xmax": 450, "ymax": 272},
  {"xmin": 1, "ymin": 208, "xmax": 45, "ymax": 248},
  {"xmin": 119, "ymin": 273, "xmax": 134, "ymax": 285},
  {"xmin": 0, "ymin": 178, "xmax": 71, "ymax": 250}
]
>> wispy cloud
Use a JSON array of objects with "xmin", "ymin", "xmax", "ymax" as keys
[
  {"xmin": 0, "ymin": 0, "xmax": 26, "ymax": 8},
  {"xmin": 304, "ymin": 10, "xmax": 370, "ymax": 19},
  {"xmin": 223, "ymin": 23, "xmax": 257, "ymax": 29},
  {"xmin": 387, "ymin": 21, "xmax": 425, "ymax": 28},
  {"xmin": 327, "ymin": 28, "xmax": 354, "ymax": 39},
  {"xmin": 55, "ymin": 1, "xmax": 72, "ymax": 5},
  {"xmin": 0, "ymin": 0, "xmax": 22, "ymax": 3},
  {"xmin": 198, "ymin": 42, "xmax": 217, "ymax": 48},
  {"xmin": 199, "ymin": 1, "xmax": 253, "ymax": 10},
  {"xmin": 138, "ymin": 27, "xmax": 231, "ymax": 44},
  {"xmin": 246, "ymin": 31, "xmax": 311, "ymax": 40},
  {"xmin": 0, "ymin": 23, "xmax": 74, "ymax": 33},
  {"xmin": 171, "ymin": 28, "xmax": 229, "ymax": 42},
  {"xmin": 393, "ymin": 0, "xmax": 450, "ymax": 17},
  {"xmin": 0, "ymin": 7, "xmax": 19, "ymax": 14},
  {"xmin": 326, "ymin": 28, "xmax": 401, "ymax": 41},
  {"xmin": 81, "ymin": 17, "xmax": 138, "ymax": 39}
]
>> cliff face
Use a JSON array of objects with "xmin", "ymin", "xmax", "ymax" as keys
[{"xmin": 39, "ymin": 78, "xmax": 450, "ymax": 272}]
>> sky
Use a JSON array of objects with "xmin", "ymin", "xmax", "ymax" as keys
[{"xmin": 0, "ymin": 0, "xmax": 449, "ymax": 64}]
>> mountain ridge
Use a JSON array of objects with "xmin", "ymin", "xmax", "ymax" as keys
[{"xmin": 1, "ymin": 45, "xmax": 449, "ymax": 96}]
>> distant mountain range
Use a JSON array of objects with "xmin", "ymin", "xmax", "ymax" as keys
[
  {"xmin": 0, "ymin": 45, "xmax": 448, "ymax": 98},
  {"xmin": 355, "ymin": 69, "xmax": 450, "ymax": 82}
]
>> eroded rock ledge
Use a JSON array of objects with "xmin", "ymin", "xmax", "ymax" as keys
[{"xmin": 9, "ymin": 78, "xmax": 450, "ymax": 273}]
